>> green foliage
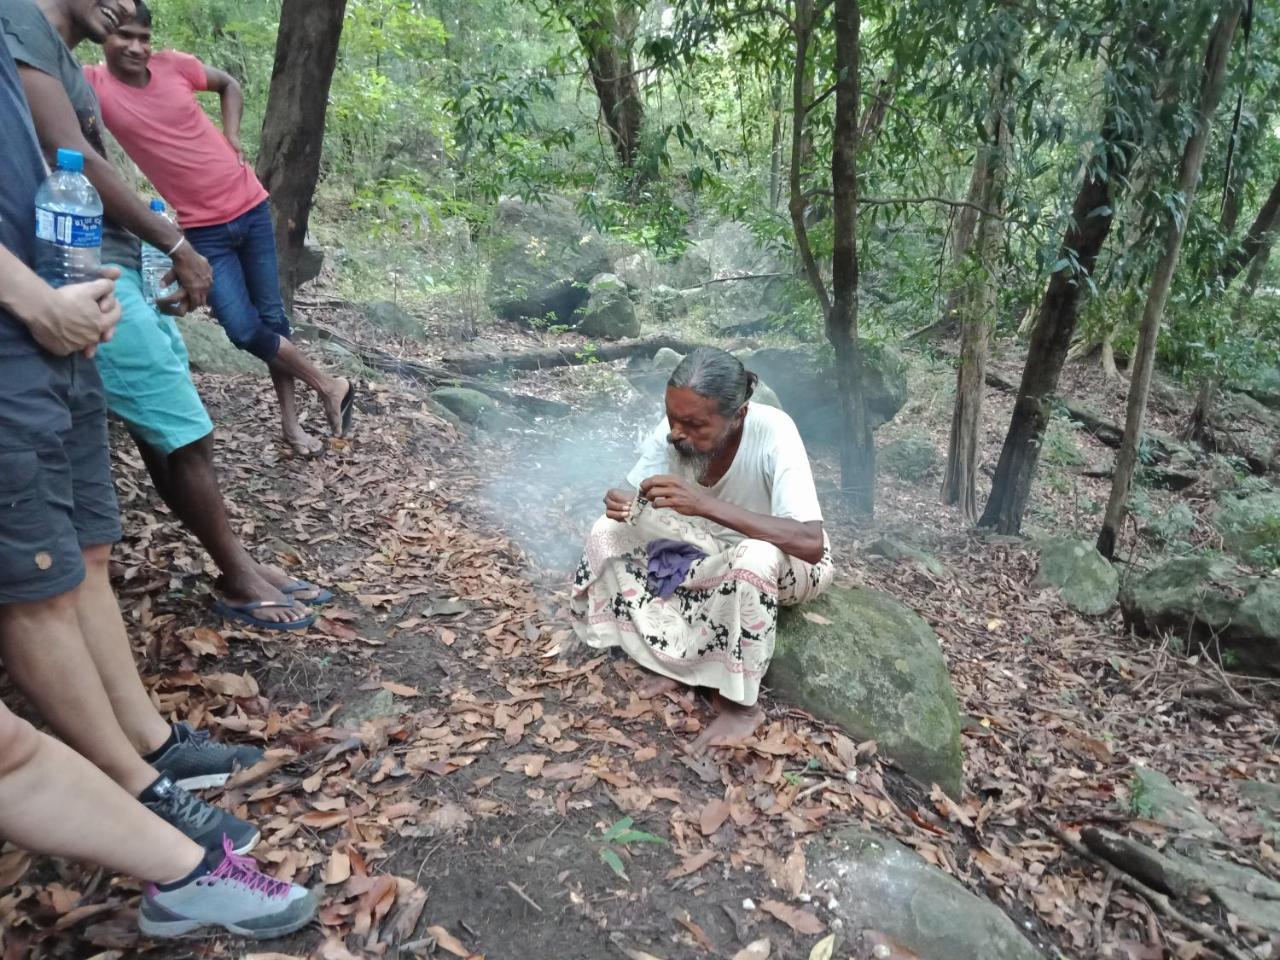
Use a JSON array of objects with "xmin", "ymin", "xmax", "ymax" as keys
[
  {"xmin": 596, "ymin": 816, "xmax": 666, "ymax": 882},
  {"xmin": 1041, "ymin": 417, "xmax": 1085, "ymax": 468}
]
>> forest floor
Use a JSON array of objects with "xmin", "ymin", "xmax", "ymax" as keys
[{"xmin": 0, "ymin": 301, "xmax": 1277, "ymax": 960}]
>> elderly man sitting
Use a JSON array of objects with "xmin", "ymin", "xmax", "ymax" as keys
[{"xmin": 571, "ymin": 347, "xmax": 834, "ymax": 751}]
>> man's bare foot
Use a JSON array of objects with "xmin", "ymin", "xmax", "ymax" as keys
[
  {"xmin": 636, "ymin": 674, "xmax": 680, "ymax": 699},
  {"xmin": 217, "ymin": 570, "xmax": 308, "ymax": 625},
  {"xmin": 282, "ymin": 423, "xmax": 323, "ymax": 458},
  {"xmin": 686, "ymin": 696, "xmax": 765, "ymax": 756},
  {"xmin": 319, "ymin": 376, "xmax": 351, "ymax": 436}
]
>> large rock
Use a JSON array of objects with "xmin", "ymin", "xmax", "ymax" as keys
[
  {"xmin": 1035, "ymin": 538, "xmax": 1119, "ymax": 616},
  {"xmin": 1120, "ymin": 556, "xmax": 1280, "ymax": 674},
  {"xmin": 880, "ymin": 436, "xmax": 937, "ymax": 483},
  {"xmin": 739, "ymin": 343, "xmax": 908, "ymax": 445},
  {"xmin": 866, "ymin": 536, "xmax": 949, "ymax": 578},
  {"xmin": 1128, "ymin": 766, "xmax": 1223, "ymax": 839},
  {"xmin": 613, "ymin": 250, "xmax": 660, "ymax": 291},
  {"xmin": 685, "ymin": 222, "xmax": 787, "ymax": 332},
  {"xmin": 430, "ymin": 388, "xmax": 526, "ymax": 431},
  {"xmin": 574, "ymin": 273, "xmax": 640, "ymax": 340},
  {"xmin": 177, "ymin": 316, "xmax": 261, "ymax": 375},
  {"xmin": 771, "ymin": 587, "xmax": 963, "ymax": 797},
  {"xmin": 487, "ymin": 196, "xmax": 614, "ymax": 325},
  {"xmin": 1214, "ymin": 491, "xmax": 1280, "ymax": 566},
  {"xmin": 363, "ymin": 300, "xmax": 426, "ymax": 340},
  {"xmin": 810, "ymin": 828, "xmax": 1046, "ymax": 960}
]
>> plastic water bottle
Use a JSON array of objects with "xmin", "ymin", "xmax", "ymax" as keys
[
  {"xmin": 34, "ymin": 148, "xmax": 103, "ymax": 288},
  {"xmin": 142, "ymin": 199, "xmax": 180, "ymax": 304}
]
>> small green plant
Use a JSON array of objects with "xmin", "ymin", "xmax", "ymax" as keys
[
  {"xmin": 1041, "ymin": 416, "xmax": 1085, "ymax": 467},
  {"xmin": 597, "ymin": 816, "xmax": 666, "ymax": 881}
]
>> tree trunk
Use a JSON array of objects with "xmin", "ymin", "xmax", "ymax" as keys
[
  {"xmin": 1232, "ymin": 236, "xmax": 1273, "ymax": 322},
  {"xmin": 1098, "ymin": 6, "xmax": 1241, "ymax": 560},
  {"xmin": 769, "ymin": 78, "xmax": 784, "ymax": 210},
  {"xmin": 939, "ymin": 147, "xmax": 989, "ymax": 332},
  {"xmin": 1218, "ymin": 171, "xmax": 1280, "ymax": 288},
  {"xmin": 571, "ymin": 2, "xmax": 644, "ymax": 169},
  {"xmin": 256, "ymin": 0, "xmax": 348, "ymax": 315},
  {"xmin": 942, "ymin": 68, "xmax": 1010, "ymax": 520},
  {"xmin": 977, "ymin": 126, "xmax": 1132, "ymax": 533},
  {"xmin": 829, "ymin": 0, "xmax": 873, "ymax": 513}
]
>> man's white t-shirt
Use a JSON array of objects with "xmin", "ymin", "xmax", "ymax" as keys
[{"xmin": 626, "ymin": 403, "xmax": 823, "ymax": 543}]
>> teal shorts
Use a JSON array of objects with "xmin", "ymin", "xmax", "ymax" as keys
[{"xmin": 95, "ymin": 267, "xmax": 213, "ymax": 455}]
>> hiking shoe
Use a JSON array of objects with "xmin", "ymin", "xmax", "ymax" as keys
[
  {"xmin": 150, "ymin": 723, "xmax": 264, "ymax": 791},
  {"xmin": 141, "ymin": 776, "xmax": 260, "ymax": 855},
  {"xmin": 139, "ymin": 836, "xmax": 317, "ymax": 940}
]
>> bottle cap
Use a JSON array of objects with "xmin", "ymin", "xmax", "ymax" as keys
[
  {"xmin": 150, "ymin": 199, "xmax": 167, "ymax": 212},
  {"xmin": 56, "ymin": 149, "xmax": 84, "ymax": 173}
]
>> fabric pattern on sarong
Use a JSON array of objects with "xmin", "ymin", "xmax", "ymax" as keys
[{"xmin": 570, "ymin": 502, "xmax": 833, "ymax": 706}]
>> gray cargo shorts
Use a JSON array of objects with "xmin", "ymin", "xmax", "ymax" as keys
[{"xmin": 0, "ymin": 348, "xmax": 121, "ymax": 605}]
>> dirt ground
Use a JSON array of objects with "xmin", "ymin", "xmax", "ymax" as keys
[{"xmin": 0, "ymin": 307, "xmax": 1277, "ymax": 960}]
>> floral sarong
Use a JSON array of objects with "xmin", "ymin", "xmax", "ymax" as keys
[{"xmin": 570, "ymin": 503, "xmax": 833, "ymax": 706}]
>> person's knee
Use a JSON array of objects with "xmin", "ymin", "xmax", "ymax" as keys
[
  {"xmin": 590, "ymin": 514, "xmax": 619, "ymax": 538},
  {"xmin": 0, "ymin": 705, "xmax": 41, "ymax": 778},
  {"xmin": 169, "ymin": 433, "xmax": 215, "ymax": 465},
  {"xmin": 733, "ymin": 538, "xmax": 785, "ymax": 575},
  {"xmin": 223, "ymin": 321, "xmax": 279, "ymax": 363}
]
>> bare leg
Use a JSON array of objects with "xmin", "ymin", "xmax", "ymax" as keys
[
  {"xmin": 686, "ymin": 695, "xmax": 765, "ymax": 756},
  {"xmin": 0, "ymin": 704, "xmax": 201, "ymax": 884},
  {"xmin": 270, "ymin": 367, "xmax": 322, "ymax": 456},
  {"xmin": 133, "ymin": 434, "xmax": 302, "ymax": 625},
  {"xmin": 0, "ymin": 591, "xmax": 161, "ymax": 795},
  {"xmin": 77, "ymin": 544, "xmax": 171, "ymax": 755},
  {"xmin": 268, "ymin": 339, "xmax": 349, "ymax": 436}
]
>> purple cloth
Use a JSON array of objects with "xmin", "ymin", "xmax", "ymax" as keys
[{"xmin": 645, "ymin": 539, "xmax": 708, "ymax": 598}]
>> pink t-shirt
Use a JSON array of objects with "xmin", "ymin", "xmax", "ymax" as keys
[{"xmin": 85, "ymin": 51, "xmax": 268, "ymax": 229}]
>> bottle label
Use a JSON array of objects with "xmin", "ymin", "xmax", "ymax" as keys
[{"xmin": 35, "ymin": 207, "xmax": 103, "ymax": 249}]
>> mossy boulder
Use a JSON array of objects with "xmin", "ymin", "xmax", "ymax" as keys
[
  {"xmin": 363, "ymin": 300, "xmax": 426, "ymax": 340},
  {"xmin": 430, "ymin": 387, "xmax": 526, "ymax": 431},
  {"xmin": 866, "ymin": 536, "xmax": 949, "ymax": 578},
  {"xmin": 487, "ymin": 196, "xmax": 615, "ymax": 325},
  {"xmin": 771, "ymin": 587, "xmax": 963, "ymax": 797},
  {"xmin": 177, "ymin": 316, "xmax": 261, "ymax": 376},
  {"xmin": 574, "ymin": 273, "xmax": 640, "ymax": 340},
  {"xmin": 1035, "ymin": 538, "xmax": 1119, "ymax": 616},
  {"xmin": 1215, "ymin": 492, "xmax": 1280, "ymax": 567},
  {"xmin": 881, "ymin": 436, "xmax": 938, "ymax": 483},
  {"xmin": 810, "ymin": 828, "xmax": 1047, "ymax": 960},
  {"xmin": 1120, "ymin": 556, "xmax": 1280, "ymax": 674}
]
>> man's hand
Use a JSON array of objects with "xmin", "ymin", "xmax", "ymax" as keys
[
  {"xmin": 639, "ymin": 475, "xmax": 709, "ymax": 517},
  {"xmin": 604, "ymin": 488, "xmax": 632, "ymax": 522},
  {"xmin": 225, "ymin": 133, "xmax": 246, "ymax": 165},
  {"xmin": 27, "ymin": 269, "xmax": 121, "ymax": 358},
  {"xmin": 164, "ymin": 243, "xmax": 213, "ymax": 309}
]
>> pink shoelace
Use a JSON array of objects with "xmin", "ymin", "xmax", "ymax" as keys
[{"xmin": 207, "ymin": 835, "xmax": 291, "ymax": 899}]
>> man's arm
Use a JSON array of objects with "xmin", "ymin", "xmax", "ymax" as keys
[
  {"xmin": 639, "ymin": 475, "xmax": 826, "ymax": 565},
  {"xmin": 15, "ymin": 64, "xmax": 212, "ymax": 308},
  {"xmin": 0, "ymin": 248, "xmax": 120, "ymax": 357},
  {"xmin": 202, "ymin": 64, "xmax": 245, "ymax": 163}
]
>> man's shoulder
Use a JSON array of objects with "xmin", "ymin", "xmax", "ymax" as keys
[
  {"xmin": 748, "ymin": 401, "xmax": 801, "ymax": 438},
  {"xmin": 0, "ymin": 0, "xmax": 61, "ymax": 64},
  {"xmin": 152, "ymin": 49, "xmax": 203, "ymax": 80}
]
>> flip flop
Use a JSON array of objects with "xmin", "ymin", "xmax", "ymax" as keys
[
  {"xmin": 279, "ymin": 579, "xmax": 333, "ymax": 606},
  {"xmin": 211, "ymin": 598, "xmax": 316, "ymax": 632},
  {"xmin": 339, "ymin": 381, "xmax": 358, "ymax": 436}
]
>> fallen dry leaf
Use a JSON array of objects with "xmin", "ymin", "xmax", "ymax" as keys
[
  {"xmin": 730, "ymin": 940, "xmax": 771, "ymax": 960},
  {"xmin": 808, "ymin": 933, "xmax": 835, "ymax": 960},
  {"xmin": 759, "ymin": 900, "xmax": 825, "ymax": 936},
  {"xmin": 426, "ymin": 924, "xmax": 477, "ymax": 958},
  {"xmin": 324, "ymin": 848, "xmax": 352, "ymax": 885},
  {"xmin": 381, "ymin": 681, "xmax": 420, "ymax": 697},
  {"xmin": 666, "ymin": 849, "xmax": 717, "ymax": 880},
  {"xmin": 699, "ymin": 798, "xmax": 731, "ymax": 836}
]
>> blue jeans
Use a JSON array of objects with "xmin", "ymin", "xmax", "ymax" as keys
[{"xmin": 185, "ymin": 200, "xmax": 291, "ymax": 362}]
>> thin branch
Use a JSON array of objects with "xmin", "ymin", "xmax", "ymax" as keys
[{"xmin": 1036, "ymin": 816, "xmax": 1256, "ymax": 960}]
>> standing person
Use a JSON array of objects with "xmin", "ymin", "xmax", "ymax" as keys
[
  {"xmin": 86, "ymin": 0, "xmax": 356, "ymax": 457},
  {"xmin": 0, "ymin": 20, "xmax": 266, "ymax": 856},
  {"xmin": 571, "ymin": 348, "xmax": 834, "ymax": 753},
  {"xmin": 2, "ymin": 0, "xmax": 330, "ymax": 631}
]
